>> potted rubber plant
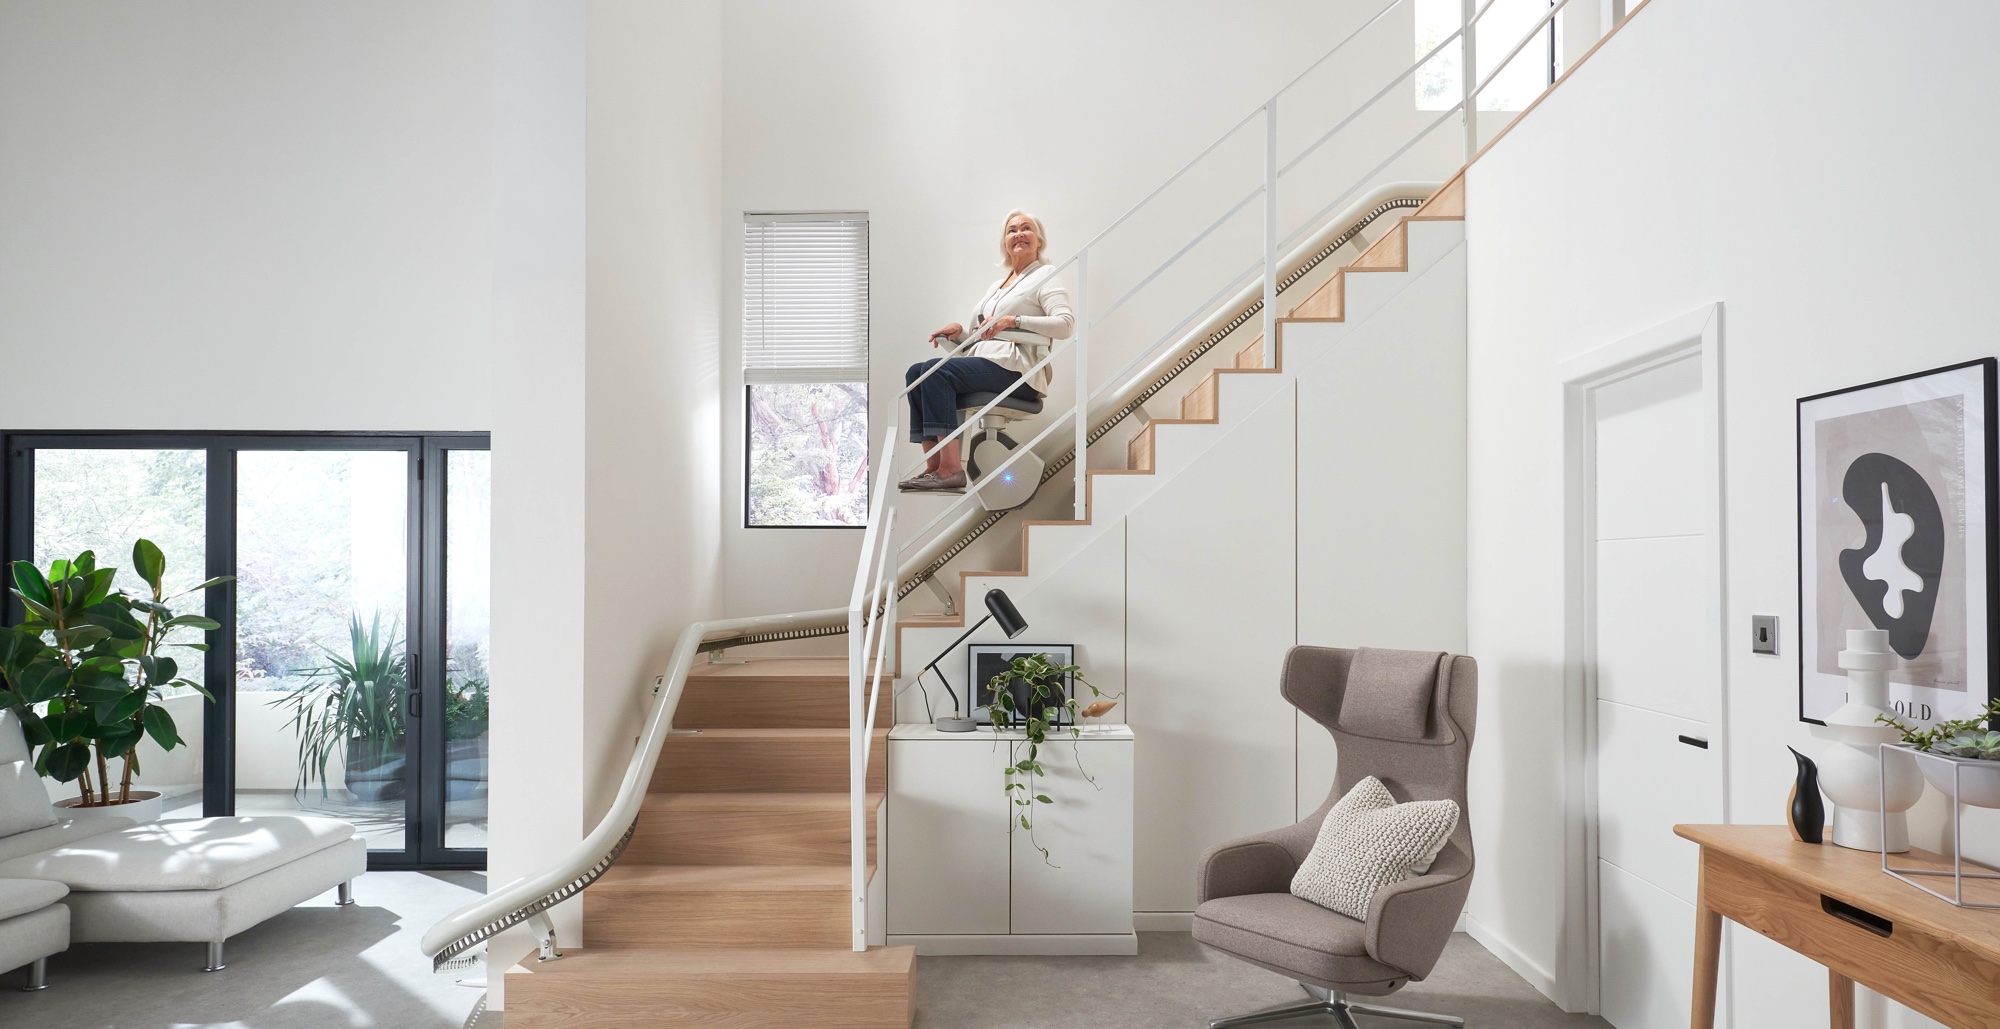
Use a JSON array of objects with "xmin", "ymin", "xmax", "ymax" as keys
[
  {"xmin": 279, "ymin": 613, "xmax": 407, "ymax": 802},
  {"xmin": 0, "ymin": 542, "xmax": 225, "ymax": 809}
]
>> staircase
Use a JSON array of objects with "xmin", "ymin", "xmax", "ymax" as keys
[
  {"xmin": 465, "ymin": 171, "xmax": 1465, "ymax": 1029},
  {"xmin": 502, "ymin": 658, "xmax": 911, "ymax": 1028},
  {"xmin": 894, "ymin": 174, "xmax": 1466, "ymax": 660}
]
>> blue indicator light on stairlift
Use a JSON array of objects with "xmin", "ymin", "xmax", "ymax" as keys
[{"xmin": 1002, "ymin": 472, "xmax": 1014, "ymax": 483}]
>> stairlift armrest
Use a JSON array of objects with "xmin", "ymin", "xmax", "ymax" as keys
[{"xmin": 1362, "ymin": 844, "xmax": 1473, "ymax": 980}]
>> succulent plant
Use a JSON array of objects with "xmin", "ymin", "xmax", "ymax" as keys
[
  {"xmin": 1877, "ymin": 700, "xmax": 2000, "ymax": 761},
  {"xmin": 1934, "ymin": 731, "xmax": 2000, "ymax": 761}
]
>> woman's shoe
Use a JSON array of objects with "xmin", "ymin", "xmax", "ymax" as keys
[
  {"xmin": 899, "ymin": 472, "xmax": 939, "ymax": 490},
  {"xmin": 902, "ymin": 471, "xmax": 966, "ymax": 493}
]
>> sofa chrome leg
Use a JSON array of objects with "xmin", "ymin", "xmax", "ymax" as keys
[
  {"xmin": 1208, "ymin": 998, "xmax": 1335, "ymax": 1028},
  {"xmin": 21, "ymin": 957, "xmax": 48, "ymax": 991},
  {"xmin": 1343, "ymin": 1000, "xmax": 1465, "ymax": 1027},
  {"xmin": 336, "ymin": 880, "xmax": 356, "ymax": 906},
  {"xmin": 203, "ymin": 941, "xmax": 227, "ymax": 973}
]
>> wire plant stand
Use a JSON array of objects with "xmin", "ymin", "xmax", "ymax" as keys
[{"xmin": 1879, "ymin": 742, "xmax": 2000, "ymax": 909}]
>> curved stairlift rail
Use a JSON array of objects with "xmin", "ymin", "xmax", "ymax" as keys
[
  {"xmin": 417, "ymin": 606, "xmax": 847, "ymax": 971},
  {"xmin": 420, "ymin": 0, "xmax": 1580, "ymax": 973}
]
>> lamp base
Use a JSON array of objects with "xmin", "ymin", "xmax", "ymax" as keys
[{"xmin": 935, "ymin": 715, "xmax": 977, "ymax": 733}]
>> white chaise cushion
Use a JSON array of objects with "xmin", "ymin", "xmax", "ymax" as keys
[
  {"xmin": 0, "ymin": 710, "xmax": 56, "ymax": 837},
  {"xmin": 0, "ymin": 815, "xmax": 356, "ymax": 892},
  {"xmin": 0, "ymin": 877, "xmax": 66, "ymax": 920},
  {"xmin": 0, "ymin": 817, "xmax": 136, "ymax": 864}
]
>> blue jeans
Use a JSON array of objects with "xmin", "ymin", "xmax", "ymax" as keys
[{"xmin": 904, "ymin": 357, "xmax": 1039, "ymax": 442}]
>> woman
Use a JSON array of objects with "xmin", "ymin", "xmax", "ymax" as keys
[{"xmin": 901, "ymin": 210, "xmax": 1075, "ymax": 492}]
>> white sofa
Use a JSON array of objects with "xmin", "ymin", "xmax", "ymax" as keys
[{"xmin": 0, "ymin": 711, "xmax": 367, "ymax": 984}]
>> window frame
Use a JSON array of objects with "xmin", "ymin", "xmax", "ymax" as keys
[
  {"xmin": 741, "ymin": 211, "xmax": 872, "ymax": 530},
  {"xmin": 1, "ymin": 430, "xmax": 489, "ymax": 872}
]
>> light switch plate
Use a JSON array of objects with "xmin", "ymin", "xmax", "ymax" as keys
[{"xmin": 1751, "ymin": 614, "xmax": 1779, "ymax": 655}]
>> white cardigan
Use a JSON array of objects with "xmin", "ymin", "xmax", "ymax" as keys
[{"xmin": 945, "ymin": 259, "xmax": 1073, "ymax": 396}]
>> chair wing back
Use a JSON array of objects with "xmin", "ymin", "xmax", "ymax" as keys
[{"xmin": 1283, "ymin": 645, "xmax": 1477, "ymax": 863}]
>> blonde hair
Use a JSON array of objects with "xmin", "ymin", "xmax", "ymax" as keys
[{"xmin": 998, "ymin": 209, "xmax": 1047, "ymax": 265}]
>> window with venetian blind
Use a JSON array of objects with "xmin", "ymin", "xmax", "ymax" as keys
[{"xmin": 742, "ymin": 213, "xmax": 871, "ymax": 527}]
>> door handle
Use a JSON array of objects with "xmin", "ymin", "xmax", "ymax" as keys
[
  {"xmin": 1677, "ymin": 735, "xmax": 1709, "ymax": 750},
  {"xmin": 406, "ymin": 650, "xmax": 421, "ymax": 718}
]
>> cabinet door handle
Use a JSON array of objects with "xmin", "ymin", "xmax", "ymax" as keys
[{"xmin": 1677, "ymin": 735, "xmax": 1709, "ymax": 750}]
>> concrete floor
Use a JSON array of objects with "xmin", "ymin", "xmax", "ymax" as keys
[
  {"xmin": 0, "ymin": 870, "xmax": 488, "ymax": 1029},
  {"xmin": 908, "ymin": 932, "xmax": 1608, "ymax": 1029},
  {"xmin": 3, "ymin": 866, "xmax": 1604, "ymax": 1029}
]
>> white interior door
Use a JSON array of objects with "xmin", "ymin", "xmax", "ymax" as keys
[{"xmin": 1590, "ymin": 354, "xmax": 1723, "ymax": 1028}]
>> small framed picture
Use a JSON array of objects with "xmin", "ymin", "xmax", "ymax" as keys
[
  {"xmin": 1798, "ymin": 358, "xmax": 1999, "ymax": 725},
  {"xmin": 967, "ymin": 644, "xmax": 1074, "ymax": 726}
]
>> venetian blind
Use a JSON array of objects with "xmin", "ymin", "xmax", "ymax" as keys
[{"xmin": 742, "ymin": 213, "xmax": 870, "ymax": 384}]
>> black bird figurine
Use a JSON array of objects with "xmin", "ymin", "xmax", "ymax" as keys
[{"xmin": 1787, "ymin": 746, "xmax": 1825, "ymax": 845}]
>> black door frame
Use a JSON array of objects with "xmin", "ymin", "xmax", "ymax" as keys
[{"xmin": 1, "ymin": 430, "xmax": 488, "ymax": 871}]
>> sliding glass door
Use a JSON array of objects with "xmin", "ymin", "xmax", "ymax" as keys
[{"xmin": 2, "ymin": 433, "xmax": 488, "ymax": 870}]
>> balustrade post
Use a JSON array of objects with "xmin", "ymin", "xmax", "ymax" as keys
[
  {"xmin": 1263, "ymin": 101, "xmax": 1278, "ymax": 369},
  {"xmin": 1461, "ymin": 0, "xmax": 1478, "ymax": 160},
  {"xmin": 1074, "ymin": 249, "xmax": 1089, "ymax": 520}
]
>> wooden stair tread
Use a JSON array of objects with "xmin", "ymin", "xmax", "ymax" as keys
[
  {"xmin": 510, "ymin": 945, "xmax": 915, "ymax": 979},
  {"xmin": 664, "ymin": 727, "xmax": 884, "ymax": 741},
  {"xmin": 643, "ymin": 791, "xmax": 884, "ymax": 812},
  {"xmin": 596, "ymin": 863, "xmax": 869, "ymax": 891}
]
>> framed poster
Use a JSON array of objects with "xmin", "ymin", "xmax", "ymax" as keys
[
  {"xmin": 967, "ymin": 643, "xmax": 1073, "ymax": 727},
  {"xmin": 1798, "ymin": 358, "xmax": 1999, "ymax": 725}
]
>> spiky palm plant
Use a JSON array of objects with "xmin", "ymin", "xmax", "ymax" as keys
[{"xmin": 278, "ymin": 613, "xmax": 406, "ymax": 797}]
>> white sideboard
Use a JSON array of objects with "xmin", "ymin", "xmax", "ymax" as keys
[{"xmin": 885, "ymin": 723, "xmax": 1135, "ymax": 955}]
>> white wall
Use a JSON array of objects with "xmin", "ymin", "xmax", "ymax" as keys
[
  {"xmin": 0, "ymin": 0, "xmax": 493, "ymax": 432},
  {"xmin": 1463, "ymin": 1, "xmax": 2000, "ymax": 1024},
  {"xmin": 715, "ymin": 0, "xmax": 1471, "ymax": 624},
  {"xmin": 486, "ymin": 0, "xmax": 587, "ymax": 1002},
  {"xmin": 487, "ymin": 0, "xmax": 726, "ymax": 1010}
]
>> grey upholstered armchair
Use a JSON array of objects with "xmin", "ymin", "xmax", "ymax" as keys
[{"xmin": 1193, "ymin": 645, "xmax": 1477, "ymax": 1028}]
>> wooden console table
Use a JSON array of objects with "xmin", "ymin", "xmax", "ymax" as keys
[{"xmin": 1674, "ymin": 824, "xmax": 2000, "ymax": 1029}]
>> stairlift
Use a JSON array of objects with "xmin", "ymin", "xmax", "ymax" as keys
[{"xmin": 955, "ymin": 329, "xmax": 1049, "ymax": 512}]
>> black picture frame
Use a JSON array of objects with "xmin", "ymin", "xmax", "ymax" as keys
[
  {"xmin": 967, "ymin": 643, "xmax": 1074, "ymax": 727},
  {"xmin": 1797, "ymin": 358, "xmax": 2000, "ymax": 726}
]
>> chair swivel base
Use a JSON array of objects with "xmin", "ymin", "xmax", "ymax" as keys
[{"xmin": 1208, "ymin": 985, "xmax": 1464, "ymax": 1029}]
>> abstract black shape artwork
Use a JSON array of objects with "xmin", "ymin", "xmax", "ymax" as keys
[
  {"xmin": 1799, "ymin": 359, "xmax": 1998, "ymax": 727},
  {"xmin": 1837, "ymin": 452, "xmax": 1945, "ymax": 660}
]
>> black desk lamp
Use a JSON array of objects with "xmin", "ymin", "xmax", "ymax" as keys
[{"xmin": 922, "ymin": 588, "xmax": 1028, "ymax": 732}]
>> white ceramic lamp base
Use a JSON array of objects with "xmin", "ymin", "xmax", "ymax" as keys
[
  {"xmin": 1830, "ymin": 806, "xmax": 1908, "ymax": 852},
  {"xmin": 1813, "ymin": 629, "xmax": 1923, "ymax": 853}
]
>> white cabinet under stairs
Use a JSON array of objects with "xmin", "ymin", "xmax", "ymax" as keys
[{"xmin": 885, "ymin": 724, "xmax": 1136, "ymax": 954}]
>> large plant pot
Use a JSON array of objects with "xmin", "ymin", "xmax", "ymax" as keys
[
  {"xmin": 1916, "ymin": 751, "xmax": 2000, "ymax": 809},
  {"xmin": 445, "ymin": 735, "xmax": 488, "ymax": 801},
  {"xmin": 344, "ymin": 736, "xmax": 406, "ymax": 802},
  {"xmin": 54, "ymin": 790, "xmax": 163, "ymax": 824}
]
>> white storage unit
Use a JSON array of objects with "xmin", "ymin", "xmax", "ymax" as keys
[{"xmin": 885, "ymin": 723, "xmax": 1135, "ymax": 955}]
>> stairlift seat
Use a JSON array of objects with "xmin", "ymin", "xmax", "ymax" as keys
[{"xmin": 955, "ymin": 391, "xmax": 1043, "ymax": 419}]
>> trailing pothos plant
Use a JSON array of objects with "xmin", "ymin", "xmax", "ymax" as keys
[
  {"xmin": 984, "ymin": 653, "xmax": 1121, "ymax": 864},
  {"xmin": 0, "ymin": 541, "xmax": 227, "ymax": 806}
]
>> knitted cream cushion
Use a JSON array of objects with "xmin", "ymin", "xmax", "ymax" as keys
[{"xmin": 1289, "ymin": 776, "xmax": 1459, "ymax": 920}]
